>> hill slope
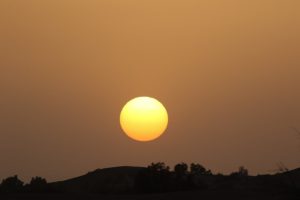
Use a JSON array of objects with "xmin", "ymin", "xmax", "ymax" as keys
[
  {"xmin": 50, "ymin": 166, "xmax": 300, "ymax": 195},
  {"xmin": 51, "ymin": 166, "xmax": 144, "ymax": 193}
]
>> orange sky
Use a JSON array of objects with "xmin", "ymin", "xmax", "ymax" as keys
[{"xmin": 0, "ymin": 0, "xmax": 300, "ymax": 181}]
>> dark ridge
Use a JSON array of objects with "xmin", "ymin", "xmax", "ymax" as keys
[
  {"xmin": 50, "ymin": 166, "xmax": 145, "ymax": 193},
  {"xmin": 0, "ymin": 165, "xmax": 299, "ymax": 199}
]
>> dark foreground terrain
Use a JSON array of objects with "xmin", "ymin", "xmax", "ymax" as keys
[
  {"xmin": 0, "ymin": 189, "xmax": 299, "ymax": 200},
  {"xmin": 0, "ymin": 165, "xmax": 299, "ymax": 199}
]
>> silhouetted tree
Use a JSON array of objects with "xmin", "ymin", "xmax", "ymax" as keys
[
  {"xmin": 0, "ymin": 175, "xmax": 24, "ymax": 193},
  {"xmin": 188, "ymin": 163, "xmax": 212, "ymax": 189},
  {"xmin": 135, "ymin": 162, "xmax": 171, "ymax": 193},
  {"xmin": 173, "ymin": 162, "xmax": 189, "ymax": 190},
  {"xmin": 190, "ymin": 163, "xmax": 212, "ymax": 175},
  {"xmin": 238, "ymin": 166, "xmax": 248, "ymax": 176},
  {"xmin": 174, "ymin": 162, "xmax": 188, "ymax": 177},
  {"xmin": 26, "ymin": 176, "xmax": 49, "ymax": 193},
  {"xmin": 148, "ymin": 162, "xmax": 170, "ymax": 172},
  {"xmin": 230, "ymin": 166, "xmax": 248, "ymax": 178},
  {"xmin": 277, "ymin": 162, "xmax": 289, "ymax": 173}
]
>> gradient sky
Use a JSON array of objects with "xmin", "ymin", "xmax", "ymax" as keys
[{"xmin": 0, "ymin": 0, "xmax": 300, "ymax": 182}]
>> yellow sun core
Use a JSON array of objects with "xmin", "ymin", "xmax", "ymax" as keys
[{"xmin": 120, "ymin": 97, "xmax": 168, "ymax": 142}]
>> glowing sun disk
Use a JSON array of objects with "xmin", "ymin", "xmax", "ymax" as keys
[{"xmin": 120, "ymin": 97, "xmax": 168, "ymax": 142}]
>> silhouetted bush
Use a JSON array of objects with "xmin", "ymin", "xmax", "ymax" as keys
[{"xmin": 0, "ymin": 175, "xmax": 24, "ymax": 193}]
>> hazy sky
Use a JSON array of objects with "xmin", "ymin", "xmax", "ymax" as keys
[{"xmin": 0, "ymin": 0, "xmax": 300, "ymax": 182}]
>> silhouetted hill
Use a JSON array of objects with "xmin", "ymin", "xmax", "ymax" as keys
[
  {"xmin": 51, "ymin": 166, "xmax": 145, "ymax": 193},
  {"xmin": 273, "ymin": 167, "xmax": 300, "ymax": 188},
  {"xmin": 48, "ymin": 166, "xmax": 300, "ymax": 197},
  {"xmin": 1, "ymin": 166, "xmax": 299, "ymax": 199},
  {"xmin": 278, "ymin": 167, "xmax": 300, "ymax": 178}
]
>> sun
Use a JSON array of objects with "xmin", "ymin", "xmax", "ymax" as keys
[{"xmin": 120, "ymin": 96, "xmax": 168, "ymax": 142}]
